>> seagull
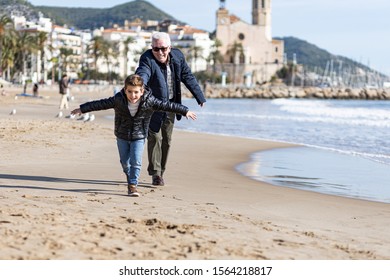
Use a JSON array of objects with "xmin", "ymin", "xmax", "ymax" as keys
[
  {"xmin": 65, "ymin": 114, "xmax": 75, "ymax": 119},
  {"xmin": 87, "ymin": 114, "xmax": 95, "ymax": 122},
  {"xmin": 78, "ymin": 113, "xmax": 89, "ymax": 121},
  {"xmin": 10, "ymin": 109, "xmax": 16, "ymax": 115},
  {"xmin": 56, "ymin": 111, "xmax": 63, "ymax": 118}
]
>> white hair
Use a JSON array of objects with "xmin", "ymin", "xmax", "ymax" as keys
[{"xmin": 152, "ymin": 32, "xmax": 171, "ymax": 46}]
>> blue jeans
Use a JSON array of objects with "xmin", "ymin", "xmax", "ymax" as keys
[{"xmin": 116, "ymin": 137, "xmax": 145, "ymax": 185}]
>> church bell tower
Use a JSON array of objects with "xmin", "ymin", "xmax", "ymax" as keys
[{"xmin": 252, "ymin": 0, "xmax": 272, "ymax": 40}]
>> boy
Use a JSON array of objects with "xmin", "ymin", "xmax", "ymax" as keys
[{"xmin": 71, "ymin": 74, "xmax": 196, "ymax": 197}]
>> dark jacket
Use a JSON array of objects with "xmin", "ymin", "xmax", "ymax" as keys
[
  {"xmin": 79, "ymin": 87, "xmax": 189, "ymax": 141},
  {"xmin": 135, "ymin": 48, "xmax": 206, "ymax": 132},
  {"xmin": 59, "ymin": 77, "xmax": 68, "ymax": 95}
]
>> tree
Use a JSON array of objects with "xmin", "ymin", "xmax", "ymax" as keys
[
  {"xmin": 14, "ymin": 31, "xmax": 36, "ymax": 83},
  {"xmin": 88, "ymin": 36, "xmax": 106, "ymax": 79},
  {"xmin": 100, "ymin": 40, "xmax": 117, "ymax": 82},
  {"xmin": 186, "ymin": 45, "xmax": 204, "ymax": 73},
  {"xmin": 87, "ymin": 36, "xmax": 119, "ymax": 81},
  {"xmin": 59, "ymin": 47, "xmax": 74, "ymax": 73},
  {"xmin": 0, "ymin": 15, "xmax": 13, "ymax": 77},
  {"xmin": 122, "ymin": 36, "xmax": 135, "ymax": 78},
  {"xmin": 34, "ymin": 31, "xmax": 48, "ymax": 82},
  {"xmin": 207, "ymin": 38, "xmax": 224, "ymax": 75},
  {"xmin": 226, "ymin": 41, "xmax": 244, "ymax": 84},
  {"xmin": 1, "ymin": 28, "xmax": 17, "ymax": 81}
]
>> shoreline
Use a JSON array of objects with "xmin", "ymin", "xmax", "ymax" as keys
[
  {"xmin": 1, "ymin": 88, "xmax": 390, "ymax": 259},
  {"xmin": 236, "ymin": 145, "xmax": 390, "ymax": 204}
]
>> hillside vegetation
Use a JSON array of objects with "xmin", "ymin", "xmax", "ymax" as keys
[{"xmin": 35, "ymin": 0, "xmax": 180, "ymax": 29}]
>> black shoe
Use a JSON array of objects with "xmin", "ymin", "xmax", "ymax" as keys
[{"xmin": 152, "ymin": 175, "xmax": 165, "ymax": 186}]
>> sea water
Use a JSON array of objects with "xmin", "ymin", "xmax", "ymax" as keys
[{"xmin": 177, "ymin": 98, "xmax": 390, "ymax": 203}]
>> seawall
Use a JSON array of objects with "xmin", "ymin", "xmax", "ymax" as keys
[{"xmin": 184, "ymin": 85, "xmax": 390, "ymax": 100}]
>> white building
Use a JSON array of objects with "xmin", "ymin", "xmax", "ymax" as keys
[
  {"xmin": 170, "ymin": 26, "xmax": 212, "ymax": 72},
  {"xmin": 51, "ymin": 25, "xmax": 83, "ymax": 80},
  {"xmin": 98, "ymin": 27, "xmax": 150, "ymax": 78}
]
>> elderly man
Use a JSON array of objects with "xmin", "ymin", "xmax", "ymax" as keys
[{"xmin": 136, "ymin": 32, "xmax": 206, "ymax": 186}]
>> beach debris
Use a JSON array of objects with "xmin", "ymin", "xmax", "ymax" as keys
[
  {"xmin": 14, "ymin": 95, "xmax": 18, "ymax": 100},
  {"xmin": 10, "ymin": 109, "xmax": 16, "ymax": 115},
  {"xmin": 77, "ymin": 113, "xmax": 90, "ymax": 121},
  {"xmin": 86, "ymin": 114, "xmax": 95, "ymax": 122},
  {"xmin": 66, "ymin": 114, "xmax": 76, "ymax": 119},
  {"xmin": 56, "ymin": 111, "xmax": 63, "ymax": 118}
]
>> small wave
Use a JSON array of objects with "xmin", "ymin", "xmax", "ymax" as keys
[
  {"xmin": 301, "ymin": 144, "xmax": 390, "ymax": 166},
  {"xmin": 199, "ymin": 111, "xmax": 390, "ymax": 128},
  {"xmin": 271, "ymin": 98, "xmax": 390, "ymax": 122}
]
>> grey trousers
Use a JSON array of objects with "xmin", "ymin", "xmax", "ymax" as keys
[{"xmin": 147, "ymin": 112, "xmax": 175, "ymax": 177}]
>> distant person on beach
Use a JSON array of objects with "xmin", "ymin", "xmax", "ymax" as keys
[
  {"xmin": 71, "ymin": 74, "xmax": 197, "ymax": 197},
  {"xmin": 1, "ymin": 84, "xmax": 6, "ymax": 96},
  {"xmin": 135, "ymin": 31, "xmax": 206, "ymax": 186},
  {"xmin": 59, "ymin": 74, "xmax": 69, "ymax": 110},
  {"xmin": 33, "ymin": 83, "xmax": 39, "ymax": 97}
]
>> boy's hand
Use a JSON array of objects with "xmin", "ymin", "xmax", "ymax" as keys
[
  {"xmin": 71, "ymin": 108, "xmax": 82, "ymax": 115},
  {"xmin": 186, "ymin": 111, "xmax": 197, "ymax": 120}
]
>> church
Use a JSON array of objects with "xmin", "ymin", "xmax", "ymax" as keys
[{"xmin": 215, "ymin": 0, "xmax": 284, "ymax": 85}]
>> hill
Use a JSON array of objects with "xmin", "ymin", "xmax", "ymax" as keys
[
  {"xmin": 277, "ymin": 36, "xmax": 385, "ymax": 76},
  {"xmin": 35, "ymin": 0, "xmax": 181, "ymax": 29},
  {"xmin": 0, "ymin": 0, "xmax": 39, "ymax": 20}
]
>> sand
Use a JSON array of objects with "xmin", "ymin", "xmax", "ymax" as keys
[{"xmin": 0, "ymin": 85, "xmax": 389, "ymax": 260}]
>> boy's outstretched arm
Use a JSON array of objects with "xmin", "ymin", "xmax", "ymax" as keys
[{"xmin": 186, "ymin": 111, "xmax": 197, "ymax": 120}]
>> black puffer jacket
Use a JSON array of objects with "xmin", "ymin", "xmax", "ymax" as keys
[{"xmin": 80, "ymin": 87, "xmax": 189, "ymax": 141}]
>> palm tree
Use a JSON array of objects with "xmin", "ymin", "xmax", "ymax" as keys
[
  {"xmin": 104, "ymin": 40, "xmax": 119, "ymax": 83},
  {"xmin": 88, "ymin": 36, "xmax": 106, "ymax": 79},
  {"xmin": 59, "ymin": 47, "xmax": 74, "ymax": 73},
  {"xmin": 1, "ymin": 29, "xmax": 17, "ymax": 81},
  {"xmin": 35, "ymin": 31, "xmax": 48, "ymax": 83},
  {"xmin": 208, "ymin": 38, "xmax": 224, "ymax": 74},
  {"xmin": 226, "ymin": 41, "xmax": 244, "ymax": 84},
  {"xmin": 133, "ymin": 46, "xmax": 149, "ymax": 64},
  {"xmin": 186, "ymin": 45, "xmax": 204, "ymax": 73},
  {"xmin": 0, "ymin": 15, "xmax": 13, "ymax": 77},
  {"xmin": 14, "ymin": 31, "xmax": 36, "ymax": 83},
  {"xmin": 122, "ymin": 36, "xmax": 135, "ymax": 78}
]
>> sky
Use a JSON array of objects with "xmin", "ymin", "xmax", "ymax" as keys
[{"xmin": 29, "ymin": 0, "xmax": 390, "ymax": 76}]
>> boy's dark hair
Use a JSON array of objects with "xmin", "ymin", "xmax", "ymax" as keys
[{"xmin": 125, "ymin": 74, "xmax": 144, "ymax": 88}]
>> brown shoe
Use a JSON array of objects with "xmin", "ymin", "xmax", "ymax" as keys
[
  {"xmin": 152, "ymin": 175, "xmax": 165, "ymax": 186},
  {"xmin": 127, "ymin": 184, "xmax": 140, "ymax": 197}
]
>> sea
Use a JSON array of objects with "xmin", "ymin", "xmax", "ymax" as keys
[{"xmin": 176, "ymin": 98, "xmax": 390, "ymax": 204}]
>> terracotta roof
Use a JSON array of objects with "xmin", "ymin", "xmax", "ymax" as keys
[
  {"xmin": 170, "ymin": 25, "xmax": 208, "ymax": 34},
  {"xmin": 230, "ymin": 14, "xmax": 241, "ymax": 24},
  {"xmin": 103, "ymin": 29, "xmax": 136, "ymax": 34}
]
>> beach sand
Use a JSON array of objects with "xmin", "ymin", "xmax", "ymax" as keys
[{"xmin": 0, "ymin": 85, "xmax": 389, "ymax": 260}]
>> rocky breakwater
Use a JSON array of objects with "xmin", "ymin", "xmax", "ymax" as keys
[{"xmin": 184, "ymin": 85, "xmax": 390, "ymax": 100}]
